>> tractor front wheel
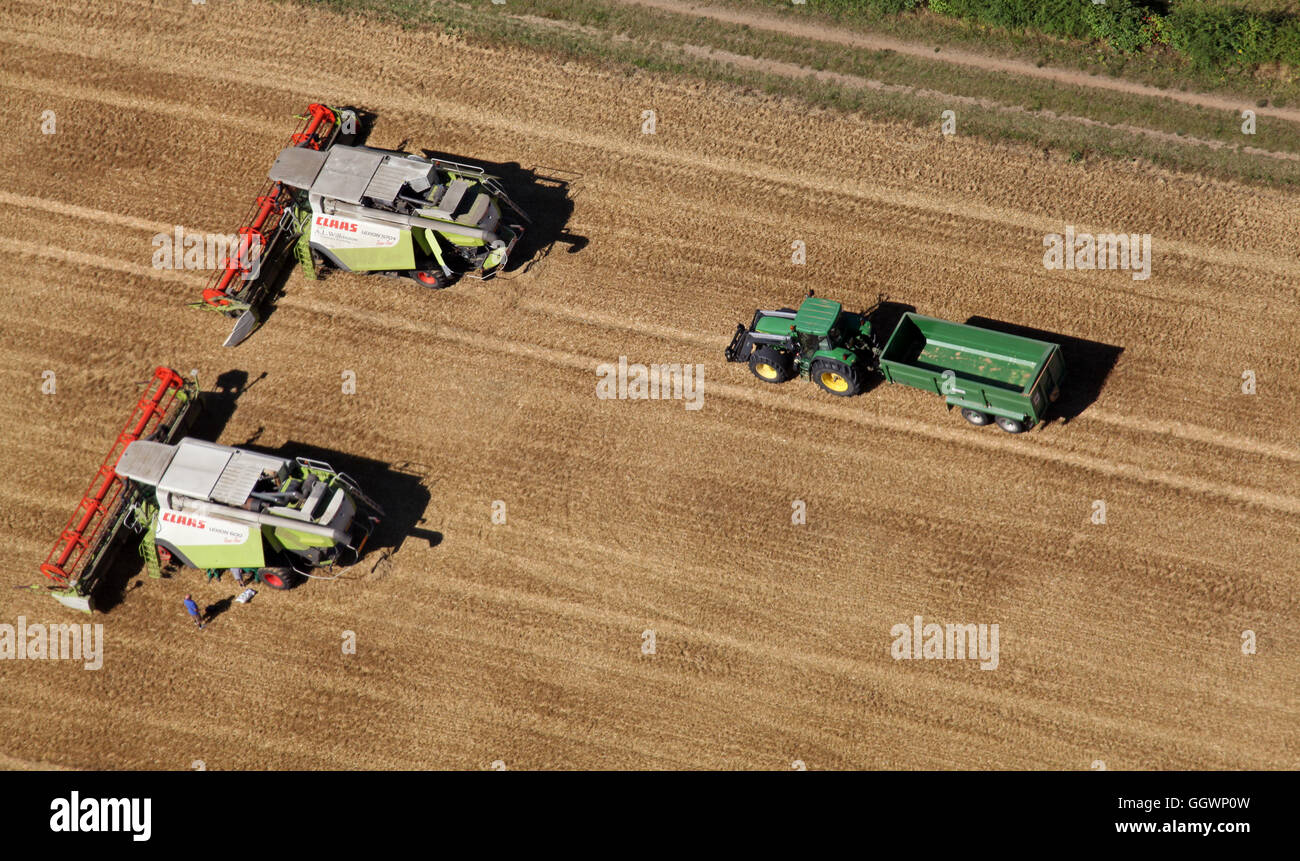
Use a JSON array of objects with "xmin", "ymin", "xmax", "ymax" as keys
[
  {"xmin": 811, "ymin": 360, "xmax": 861, "ymax": 397},
  {"xmin": 409, "ymin": 269, "xmax": 449, "ymax": 289},
  {"xmin": 258, "ymin": 567, "xmax": 299, "ymax": 590},
  {"xmin": 961, "ymin": 408, "xmax": 992, "ymax": 427},
  {"xmin": 749, "ymin": 346, "xmax": 793, "ymax": 383}
]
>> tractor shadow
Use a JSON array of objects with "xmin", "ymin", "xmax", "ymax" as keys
[
  {"xmin": 417, "ymin": 150, "xmax": 588, "ymax": 272},
  {"xmin": 232, "ymin": 440, "xmax": 441, "ymax": 575},
  {"xmin": 963, "ymin": 316, "xmax": 1123, "ymax": 425},
  {"xmin": 91, "ymin": 371, "xmax": 252, "ymax": 613},
  {"xmin": 858, "ymin": 298, "xmax": 916, "ymax": 397}
]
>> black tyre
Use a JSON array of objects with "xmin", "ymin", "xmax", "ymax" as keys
[
  {"xmin": 995, "ymin": 416, "xmax": 1027, "ymax": 434},
  {"xmin": 749, "ymin": 346, "xmax": 794, "ymax": 383},
  {"xmin": 811, "ymin": 360, "xmax": 862, "ymax": 397},
  {"xmin": 960, "ymin": 408, "xmax": 993, "ymax": 427},
  {"xmin": 409, "ymin": 269, "xmax": 449, "ymax": 289},
  {"xmin": 258, "ymin": 567, "xmax": 299, "ymax": 590}
]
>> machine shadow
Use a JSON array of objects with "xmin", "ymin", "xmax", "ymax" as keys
[
  {"xmin": 963, "ymin": 316, "xmax": 1123, "ymax": 424},
  {"xmin": 233, "ymin": 440, "xmax": 439, "ymax": 566},
  {"xmin": 418, "ymin": 150, "xmax": 588, "ymax": 272},
  {"xmin": 859, "ymin": 298, "xmax": 916, "ymax": 397}
]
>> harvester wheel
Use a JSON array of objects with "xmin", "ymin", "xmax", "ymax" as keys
[
  {"xmin": 258, "ymin": 567, "xmax": 299, "ymax": 590},
  {"xmin": 960, "ymin": 408, "xmax": 992, "ymax": 427},
  {"xmin": 410, "ymin": 269, "xmax": 449, "ymax": 289},
  {"xmin": 811, "ymin": 360, "xmax": 861, "ymax": 397},
  {"xmin": 749, "ymin": 347, "xmax": 793, "ymax": 383},
  {"xmin": 995, "ymin": 416, "xmax": 1027, "ymax": 434}
]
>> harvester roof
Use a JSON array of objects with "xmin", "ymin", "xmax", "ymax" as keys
[
  {"xmin": 794, "ymin": 297, "xmax": 842, "ymax": 336},
  {"xmin": 269, "ymin": 144, "xmax": 436, "ymax": 206},
  {"xmin": 117, "ymin": 439, "xmax": 287, "ymax": 506}
]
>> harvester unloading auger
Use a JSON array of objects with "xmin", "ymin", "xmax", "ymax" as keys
[
  {"xmin": 193, "ymin": 103, "xmax": 530, "ymax": 347},
  {"xmin": 39, "ymin": 367, "xmax": 383, "ymax": 612}
]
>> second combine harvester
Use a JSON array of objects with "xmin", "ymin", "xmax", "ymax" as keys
[{"xmin": 193, "ymin": 103, "xmax": 530, "ymax": 346}]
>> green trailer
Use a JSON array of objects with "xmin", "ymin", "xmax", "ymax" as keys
[
  {"xmin": 726, "ymin": 296, "xmax": 1066, "ymax": 432},
  {"xmin": 878, "ymin": 313, "xmax": 1065, "ymax": 433}
]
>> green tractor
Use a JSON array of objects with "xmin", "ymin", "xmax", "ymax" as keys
[
  {"xmin": 727, "ymin": 294, "xmax": 1067, "ymax": 432},
  {"xmin": 725, "ymin": 295, "xmax": 878, "ymax": 396}
]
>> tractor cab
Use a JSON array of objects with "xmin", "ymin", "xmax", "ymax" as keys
[{"xmin": 726, "ymin": 295, "xmax": 879, "ymax": 397}]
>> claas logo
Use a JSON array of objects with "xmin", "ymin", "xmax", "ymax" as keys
[
  {"xmin": 315, "ymin": 215, "xmax": 358, "ymax": 232},
  {"xmin": 162, "ymin": 511, "xmax": 207, "ymax": 529}
]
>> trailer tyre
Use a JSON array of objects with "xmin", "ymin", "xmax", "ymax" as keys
[
  {"xmin": 960, "ymin": 408, "xmax": 993, "ymax": 427},
  {"xmin": 995, "ymin": 416, "xmax": 1027, "ymax": 434},
  {"xmin": 812, "ymin": 360, "xmax": 861, "ymax": 397},
  {"xmin": 749, "ymin": 347, "xmax": 793, "ymax": 383},
  {"xmin": 258, "ymin": 567, "xmax": 299, "ymax": 590}
]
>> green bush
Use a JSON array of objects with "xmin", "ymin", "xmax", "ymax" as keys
[
  {"xmin": 1084, "ymin": 0, "xmax": 1150, "ymax": 53},
  {"xmin": 919, "ymin": 0, "xmax": 1093, "ymax": 40},
  {"xmin": 1276, "ymin": 19, "xmax": 1300, "ymax": 67},
  {"xmin": 1166, "ymin": 5, "xmax": 1275, "ymax": 70}
]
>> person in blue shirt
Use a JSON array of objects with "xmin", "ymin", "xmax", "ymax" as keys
[{"xmin": 183, "ymin": 594, "xmax": 204, "ymax": 631}]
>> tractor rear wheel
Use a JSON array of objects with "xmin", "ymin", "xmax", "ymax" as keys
[
  {"xmin": 811, "ymin": 360, "xmax": 861, "ymax": 397},
  {"xmin": 749, "ymin": 346, "xmax": 793, "ymax": 383},
  {"xmin": 258, "ymin": 567, "xmax": 299, "ymax": 590},
  {"xmin": 961, "ymin": 408, "xmax": 993, "ymax": 427},
  {"xmin": 409, "ymin": 269, "xmax": 449, "ymax": 289},
  {"xmin": 995, "ymin": 416, "xmax": 1027, "ymax": 434}
]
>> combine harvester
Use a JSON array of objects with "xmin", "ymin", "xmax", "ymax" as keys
[
  {"xmin": 726, "ymin": 295, "xmax": 1066, "ymax": 433},
  {"xmin": 193, "ymin": 103, "xmax": 530, "ymax": 346},
  {"xmin": 39, "ymin": 367, "xmax": 382, "ymax": 612}
]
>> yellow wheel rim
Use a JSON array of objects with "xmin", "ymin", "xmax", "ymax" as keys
[
  {"xmin": 755, "ymin": 363, "xmax": 779, "ymax": 380},
  {"xmin": 821, "ymin": 371, "xmax": 849, "ymax": 392}
]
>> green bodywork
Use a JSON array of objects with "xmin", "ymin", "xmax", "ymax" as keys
[
  {"xmin": 731, "ymin": 297, "xmax": 1067, "ymax": 427},
  {"xmin": 755, "ymin": 297, "xmax": 875, "ymax": 377},
  {"xmin": 878, "ymin": 313, "xmax": 1065, "ymax": 425},
  {"xmin": 326, "ymin": 231, "xmax": 416, "ymax": 271},
  {"xmin": 168, "ymin": 529, "xmax": 265, "ymax": 570}
]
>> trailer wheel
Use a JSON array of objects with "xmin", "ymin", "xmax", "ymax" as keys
[
  {"xmin": 995, "ymin": 416, "xmax": 1026, "ymax": 434},
  {"xmin": 749, "ymin": 346, "xmax": 793, "ymax": 383},
  {"xmin": 960, "ymin": 408, "xmax": 992, "ymax": 427},
  {"xmin": 409, "ymin": 269, "xmax": 449, "ymax": 289},
  {"xmin": 812, "ymin": 360, "xmax": 861, "ymax": 397},
  {"xmin": 258, "ymin": 567, "xmax": 299, "ymax": 590}
]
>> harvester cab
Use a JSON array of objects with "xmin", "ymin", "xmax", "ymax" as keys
[
  {"xmin": 38, "ymin": 367, "xmax": 383, "ymax": 612},
  {"xmin": 726, "ymin": 295, "xmax": 878, "ymax": 396},
  {"xmin": 269, "ymin": 143, "xmax": 528, "ymax": 289},
  {"xmin": 190, "ymin": 103, "xmax": 529, "ymax": 347},
  {"xmin": 115, "ymin": 438, "xmax": 382, "ymax": 585}
]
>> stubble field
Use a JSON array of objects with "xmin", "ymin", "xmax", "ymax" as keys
[{"xmin": 0, "ymin": 0, "xmax": 1295, "ymax": 769}]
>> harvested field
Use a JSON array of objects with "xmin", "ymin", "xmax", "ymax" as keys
[{"xmin": 0, "ymin": 0, "xmax": 1295, "ymax": 769}]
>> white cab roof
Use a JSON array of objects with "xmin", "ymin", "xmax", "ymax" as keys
[{"xmin": 117, "ymin": 439, "xmax": 287, "ymax": 505}]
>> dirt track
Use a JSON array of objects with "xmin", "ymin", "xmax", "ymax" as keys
[{"xmin": 0, "ymin": 0, "xmax": 1296, "ymax": 769}]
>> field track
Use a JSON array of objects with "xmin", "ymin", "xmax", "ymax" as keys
[{"xmin": 0, "ymin": 0, "xmax": 1295, "ymax": 769}]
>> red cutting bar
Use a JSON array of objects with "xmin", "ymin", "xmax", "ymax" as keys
[
  {"xmin": 201, "ymin": 104, "xmax": 337, "ymax": 308},
  {"xmin": 40, "ymin": 367, "xmax": 186, "ymax": 587}
]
